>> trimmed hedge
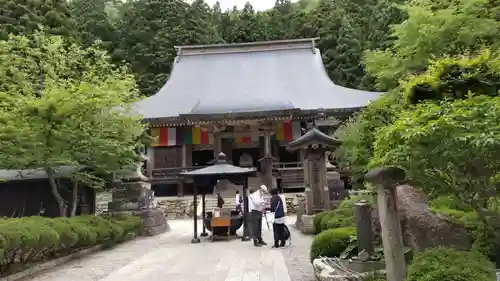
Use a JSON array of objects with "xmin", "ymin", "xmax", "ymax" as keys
[
  {"xmin": 315, "ymin": 195, "xmax": 374, "ymax": 233},
  {"xmin": 0, "ymin": 215, "xmax": 140, "ymax": 274},
  {"xmin": 406, "ymin": 247, "xmax": 495, "ymax": 281},
  {"xmin": 310, "ymin": 227, "xmax": 356, "ymax": 262}
]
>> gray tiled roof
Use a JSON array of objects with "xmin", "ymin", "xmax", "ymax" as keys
[
  {"xmin": 0, "ymin": 166, "xmax": 76, "ymax": 182},
  {"xmin": 132, "ymin": 39, "xmax": 383, "ymax": 119}
]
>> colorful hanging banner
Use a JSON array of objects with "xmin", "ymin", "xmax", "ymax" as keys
[
  {"xmin": 276, "ymin": 120, "xmax": 301, "ymax": 142},
  {"xmin": 235, "ymin": 134, "xmax": 259, "ymax": 144},
  {"xmin": 151, "ymin": 127, "xmax": 213, "ymax": 146}
]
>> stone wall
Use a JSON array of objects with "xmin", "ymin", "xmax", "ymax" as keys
[
  {"xmin": 157, "ymin": 197, "xmax": 199, "ymax": 219},
  {"xmin": 284, "ymin": 193, "xmax": 304, "ymax": 214}
]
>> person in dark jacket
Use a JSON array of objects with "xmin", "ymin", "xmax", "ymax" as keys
[
  {"xmin": 217, "ymin": 192, "xmax": 225, "ymax": 208},
  {"xmin": 270, "ymin": 187, "xmax": 286, "ymax": 248}
]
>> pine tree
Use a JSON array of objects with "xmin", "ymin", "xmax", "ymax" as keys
[{"xmin": 0, "ymin": 0, "xmax": 78, "ymax": 40}]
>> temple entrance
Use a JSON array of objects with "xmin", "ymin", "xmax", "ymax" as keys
[
  {"xmin": 278, "ymin": 147, "xmax": 299, "ymax": 163},
  {"xmin": 232, "ymin": 148, "xmax": 259, "ymax": 168},
  {"xmin": 192, "ymin": 150, "xmax": 215, "ymax": 166}
]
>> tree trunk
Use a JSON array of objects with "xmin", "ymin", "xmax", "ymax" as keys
[
  {"xmin": 70, "ymin": 181, "xmax": 78, "ymax": 217},
  {"xmin": 46, "ymin": 168, "xmax": 66, "ymax": 217}
]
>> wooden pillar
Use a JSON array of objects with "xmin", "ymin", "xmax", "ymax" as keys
[
  {"xmin": 260, "ymin": 131, "xmax": 274, "ymax": 189},
  {"xmin": 213, "ymin": 131, "xmax": 222, "ymax": 156},
  {"xmin": 191, "ymin": 180, "xmax": 200, "ymax": 243},
  {"xmin": 178, "ymin": 144, "xmax": 187, "ymax": 197},
  {"xmin": 242, "ymin": 176, "xmax": 251, "ymax": 241}
]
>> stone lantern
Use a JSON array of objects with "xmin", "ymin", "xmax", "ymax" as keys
[{"xmin": 287, "ymin": 127, "xmax": 341, "ymax": 233}]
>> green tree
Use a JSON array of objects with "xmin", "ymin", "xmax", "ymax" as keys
[
  {"xmin": 69, "ymin": 0, "xmax": 123, "ymax": 51},
  {"xmin": 0, "ymin": 33, "xmax": 144, "ymax": 217},
  {"xmin": 370, "ymin": 95, "xmax": 500, "ymax": 218},
  {"xmin": 0, "ymin": 0, "xmax": 78, "ymax": 40},
  {"xmin": 365, "ymin": 0, "xmax": 499, "ymax": 90}
]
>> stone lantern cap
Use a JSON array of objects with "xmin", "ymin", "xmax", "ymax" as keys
[
  {"xmin": 364, "ymin": 166, "xmax": 406, "ymax": 186},
  {"xmin": 181, "ymin": 152, "xmax": 256, "ymax": 176},
  {"xmin": 286, "ymin": 127, "xmax": 342, "ymax": 151}
]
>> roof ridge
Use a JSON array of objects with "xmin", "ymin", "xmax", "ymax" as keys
[{"xmin": 176, "ymin": 38, "xmax": 318, "ymax": 56}]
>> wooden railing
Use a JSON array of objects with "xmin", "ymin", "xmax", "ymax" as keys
[{"xmin": 273, "ymin": 162, "xmax": 303, "ymax": 169}]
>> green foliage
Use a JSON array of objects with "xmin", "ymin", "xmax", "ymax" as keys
[
  {"xmin": 370, "ymin": 95, "xmax": 500, "ymax": 211},
  {"xmin": 406, "ymin": 247, "xmax": 495, "ymax": 281},
  {"xmin": 310, "ymin": 227, "xmax": 356, "ymax": 261},
  {"xmin": 0, "ymin": 32, "xmax": 145, "ymax": 216},
  {"xmin": 430, "ymin": 196, "xmax": 500, "ymax": 267},
  {"xmin": 403, "ymin": 49, "xmax": 500, "ymax": 104},
  {"xmin": 334, "ymin": 93, "xmax": 403, "ymax": 185},
  {"xmin": 0, "ymin": 0, "xmax": 78, "ymax": 40},
  {"xmin": 361, "ymin": 271, "xmax": 387, "ymax": 281},
  {"xmin": 315, "ymin": 195, "xmax": 374, "ymax": 233},
  {"xmin": 0, "ymin": 215, "xmax": 140, "ymax": 273},
  {"xmin": 365, "ymin": 0, "xmax": 500, "ymax": 89}
]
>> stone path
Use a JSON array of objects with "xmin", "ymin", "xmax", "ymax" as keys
[{"xmin": 21, "ymin": 215, "xmax": 314, "ymax": 281}]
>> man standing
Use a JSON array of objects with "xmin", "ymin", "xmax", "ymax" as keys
[{"xmin": 249, "ymin": 185, "xmax": 268, "ymax": 247}]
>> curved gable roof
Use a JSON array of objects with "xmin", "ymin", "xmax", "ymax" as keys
[{"xmin": 132, "ymin": 39, "xmax": 383, "ymax": 120}]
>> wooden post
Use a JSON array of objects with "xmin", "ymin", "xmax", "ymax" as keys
[
  {"xmin": 178, "ymin": 144, "xmax": 187, "ymax": 197},
  {"xmin": 191, "ymin": 181, "xmax": 200, "ymax": 243}
]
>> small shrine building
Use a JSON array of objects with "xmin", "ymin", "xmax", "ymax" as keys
[{"xmin": 132, "ymin": 38, "xmax": 382, "ymax": 196}]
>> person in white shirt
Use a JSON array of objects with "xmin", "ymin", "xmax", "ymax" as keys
[
  {"xmin": 235, "ymin": 190, "xmax": 242, "ymax": 214},
  {"xmin": 248, "ymin": 185, "xmax": 268, "ymax": 247}
]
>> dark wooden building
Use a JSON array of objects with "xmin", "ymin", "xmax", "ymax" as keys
[
  {"xmin": 132, "ymin": 38, "xmax": 383, "ymax": 196},
  {"xmin": 0, "ymin": 167, "xmax": 95, "ymax": 217}
]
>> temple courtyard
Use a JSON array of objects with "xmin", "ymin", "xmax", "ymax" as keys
[{"xmin": 20, "ymin": 216, "xmax": 314, "ymax": 281}]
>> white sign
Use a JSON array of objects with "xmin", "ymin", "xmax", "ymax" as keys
[{"xmin": 496, "ymin": 271, "xmax": 500, "ymax": 281}]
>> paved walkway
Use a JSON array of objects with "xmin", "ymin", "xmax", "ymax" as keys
[{"xmin": 22, "ymin": 216, "xmax": 315, "ymax": 281}]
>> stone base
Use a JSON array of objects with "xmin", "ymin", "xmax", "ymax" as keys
[
  {"xmin": 138, "ymin": 208, "xmax": 170, "ymax": 236},
  {"xmin": 299, "ymin": 214, "xmax": 315, "ymax": 234},
  {"xmin": 313, "ymin": 257, "xmax": 386, "ymax": 281}
]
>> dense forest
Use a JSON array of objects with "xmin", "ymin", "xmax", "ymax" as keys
[{"xmin": 0, "ymin": 0, "xmax": 404, "ymax": 96}]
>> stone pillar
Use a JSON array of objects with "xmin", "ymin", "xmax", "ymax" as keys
[
  {"xmin": 146, "ymin": 146, "xmax": 155, "ymax": 179},
  {"xmin": 322, "ymin": 186, "xmax": 331, "ymax": 210},
  {"xmin": 365, "ymin": 167, "xmax": 407, "ymax": 281},
  {"xmin": 355, "ymin": 199, "xmax": 374, "ymax": 258},
  {"xmin": 304, "ymin": 148, "xmax": 326, "ymax": 212},
  {"xmin": 304, "ymin": 187, "xmax": 314, "ymax": 215}
]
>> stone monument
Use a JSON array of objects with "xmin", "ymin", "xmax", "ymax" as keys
[
  {"xmin": 108, "ymin": 147, "xmax": 169, "ymax": 236},
  {"xmin": 365, "ymin": 166, "xmax": 407, "ymax": 281},
  {"xmin": 287, "ymin": 127, "xmax": 342, "ymax": 234},
  {"xmin": 325, "ymin": 151, "xmax": 347, "ymax": 203}
]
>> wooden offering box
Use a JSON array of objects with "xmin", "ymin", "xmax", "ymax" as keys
[{"xmin": 210, "ymin": 208, "xmax": 231, "ymax": 241}]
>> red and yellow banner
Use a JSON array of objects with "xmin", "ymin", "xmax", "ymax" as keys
[
  {"xmin": 150, "ymin": 127, "xmax": 213, "ymax": 147},
  {"xmin": 276, "ymin": 120, "xmax": 301, "ymax": 142}
]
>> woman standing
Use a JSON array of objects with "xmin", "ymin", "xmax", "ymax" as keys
[{"xmin": 270, "ymin": 187, "xmax": 286, "ymax": 248}]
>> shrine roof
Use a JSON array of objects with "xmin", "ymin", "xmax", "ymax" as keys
[
  {"xmin": 132, "ymin": 38, "xmax": 383, "ymax": 120},
  {"xmin": 287, "ymin": 127, "xmax": 342, "ymax": 150},
  {"xmin": 0, "ymin": 166, "xmax": 76, "ymax": 182},
  {"xmin": 181, "ymin": 153, "xmax": 256, "ymax": 176}
]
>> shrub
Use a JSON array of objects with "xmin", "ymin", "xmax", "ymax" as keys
[
  {"xmin": 406, "ymin": 247, "xmax": 495, "ymax": 281},
  {"xmin": 313, "ymin": 211, "xmax": 332, "ymax": 234},
  {"xmin": 318, "ymin": 195, "xmax": 374, "ymax": 232},
  {"xmin": 310, "ymin": 227, "xmax": 356, "ymax": 262},
  {"xmin": 0, "ymin": 214, "xmax": 141, "ymax": 275}
]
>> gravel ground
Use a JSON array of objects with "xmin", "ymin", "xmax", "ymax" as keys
[{"xmin": 282, "ymin": 222, "xmax": 316, "ymax": 281}]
